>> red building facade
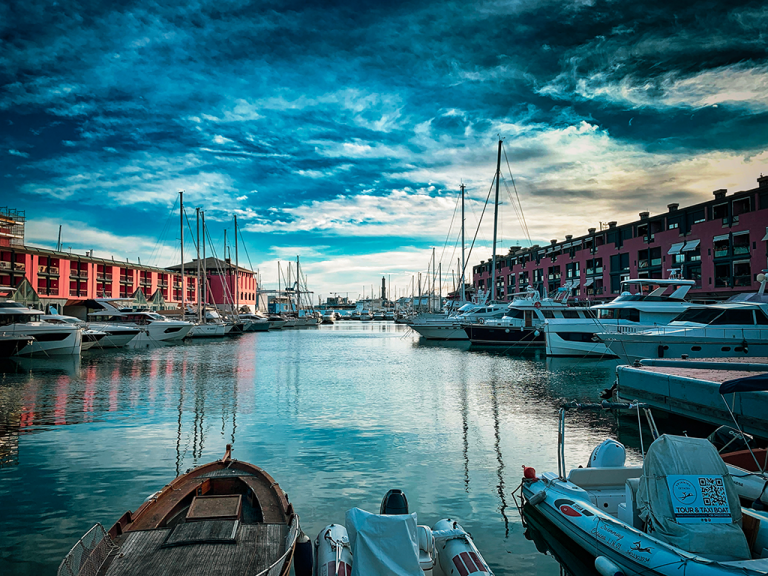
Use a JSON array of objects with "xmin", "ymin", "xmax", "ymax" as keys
[{"xmin": 473, "ymin": 176, "xmax": 768, "ymax": 302}]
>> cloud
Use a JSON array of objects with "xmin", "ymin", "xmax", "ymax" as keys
[{"xmin": 8, "ymin": 149, "xmax": 29, "ymax": 158}]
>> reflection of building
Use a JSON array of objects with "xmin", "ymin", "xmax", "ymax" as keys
[
  {"xmin": 0, "ymin": 384, "xmax": 21, "ymax": 468},
  {"xmin": 474, "ymin": 176, "xmax": 768, "ymax": 301}
]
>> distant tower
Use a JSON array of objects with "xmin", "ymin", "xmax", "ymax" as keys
[{"xmin": 381, "ymin": 276, "xmax": 386, "ymax": 300}]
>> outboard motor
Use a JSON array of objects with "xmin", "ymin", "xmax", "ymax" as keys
[
  {"xmin": 707, "ymin": 425, "xmax": 755, "ymax": 453},
  {"xmin": 380, "ymin": 489, "xmax": 409, "ymax": 515},
  {"xmin": 587, "ymin": 439, "xmax": 626, "ymax": 468}
]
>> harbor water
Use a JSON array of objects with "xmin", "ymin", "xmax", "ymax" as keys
[{"xmin": 1, "ymin": 322, "xmax": 642, "ymax": 575}]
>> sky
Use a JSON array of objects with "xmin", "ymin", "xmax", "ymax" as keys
[{"xmin": 2, "ymin": 0, "xmax": 767, "ymax": 301}]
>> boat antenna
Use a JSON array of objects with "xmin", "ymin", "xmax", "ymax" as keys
[{"xmin": 491, "ymin": 137, "xmax": 502, "ymax": 303}]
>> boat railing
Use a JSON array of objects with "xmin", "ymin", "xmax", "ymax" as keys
[
  {"xmin": 58, "ymin": 523, "xmax": 116, "ymax": 576},
  {"xmin": 257, "ymin": 515, "xmax": 300, "ymax": 576}
]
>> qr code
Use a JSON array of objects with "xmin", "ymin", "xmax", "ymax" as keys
[{"xmin": 699, "ymin": 477, "xmax": 726, "ymax": 506}]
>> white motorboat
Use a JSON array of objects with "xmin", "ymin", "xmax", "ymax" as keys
[
  {"xmin": 87, "ymin": 301, "xmax": 193, "ymax": 345},
  {"xmin": 314, "ymin": 490, "xmax": 492, "ymax": 576},
  {"xmin": 545, "ymin": 276, "xmax": 696, "ymax": 357},
  {"xmin": 321, "ymin": 311, "xmax": 337, "ymax": 324},
  {"xmin": 187, "ymin": 322, "xmax": 227, "ymax": 337},
  {"xmin": 237, "ymin": 313, "xmax": 271, "ymax": 331},
  {"xmin": 0, "ymin": 302, "xmax": 82, "ymax": 356},
  {"xmin": 521, "ymin": 401, "xmax": 768, "ymax": 576},
  {"xmin": 598, "ymin": 302, "xmax": 768, "ymax": 363},
  {"xmin": 41, "ymin": 314, "xmax": 107, "ymax": 350}
]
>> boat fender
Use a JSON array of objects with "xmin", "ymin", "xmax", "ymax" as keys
[
  {"xmin": 594, "ymin": 555, "xmax": 625, "ymax": 576},
  {"xmin": 527, "ymin": 490, "xmax": 546, "ymax": 506},
  {"xmin": 522, "ymin": 466, "xmax": 537, "ymax": 481},
  {"xmin": 294, "ymin": 530, "xmax": 313, "ymax": 576},
  {"xmin": 534, "ymin": 330, "xmax": 540, "ymax": 337}
]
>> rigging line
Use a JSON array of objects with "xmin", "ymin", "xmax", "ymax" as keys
[
  {"xmin": 237, "ymin": 228, "xmax": 255, "ymax": 272},
  {"xmin": 184, "ymin": 208, "xmax": 198, "ymax": 253},
  {"xmin": 437, "ymin": 190, "xmax": 461, "ymax": 272},
  {"xmin": 149, "ymin": 194, "xmax": 179, "ymax": 267},
  {"xmin": 502, "ymin": 145, "xmax": 533, "ymax": 246},
  {"xmin": 501, "ymin": 177, "xmax": 527, "ymax": 246}
]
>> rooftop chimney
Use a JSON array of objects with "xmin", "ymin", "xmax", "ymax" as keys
[
  {"xmin": 565, "ymin": 235, "xmax": 573, "ymax": 241},
  {"xmin": 639, "ymin": 211, "xmax": 649, "ymax": 219},
  {"xmin": 608, "ymin": 221, "xmax": 617, "ymax": 228},
  {"xmin": 758, "ymin": 175, "xmax": 768, "ymax": 189},
  {"xmin": 550, "ymin": 239, "xmax": 557, "ymax": 245},
  {"xmin": 588, "ymin": 227, "xmax": 596, "ymax": 234},
  {"xmin": 667, "ymin": 203, "xmax": 679, "ymax": 212},
  {"xmin": 713, "ymin": 189, "xmax": 727, "ymax": 200}
]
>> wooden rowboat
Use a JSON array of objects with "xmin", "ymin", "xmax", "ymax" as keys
[{"xmin": 59, "ymin": 445, "xmax": 299, "ymax": 576}]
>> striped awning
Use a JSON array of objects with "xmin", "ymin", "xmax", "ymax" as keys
[
  {"xmin": 668, "ymin": 242, "xmax": 685, "ymax": 255},
  {"xmin": 681, "ymin": 239, "xmax": 700, "ymax": 252}
]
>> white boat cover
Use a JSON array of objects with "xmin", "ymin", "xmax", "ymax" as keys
[
  {"xmin": 345, "ymin": 507, "xmax": 422, "ymax": 576},
  {"xmin": 637, "ymin": 435, "xmax": 751, "ymax": 561}
]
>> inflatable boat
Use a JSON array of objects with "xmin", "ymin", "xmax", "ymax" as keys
[
  {"xmin": 314, "ymin": 489, "xmax": 493, "ymax": 576},
  {"xmin": 520, "ymin": 403, "xmax": 768, "ymax": 576}
]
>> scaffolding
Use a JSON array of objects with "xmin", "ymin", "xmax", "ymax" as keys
[{"xmin": 0, "ymin": 207, "xmax": 25, "ymax": 247}]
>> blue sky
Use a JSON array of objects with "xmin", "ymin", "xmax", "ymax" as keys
[{"xmin": 2, "ymin": 0, "xmax": 767, "ymax": 299}]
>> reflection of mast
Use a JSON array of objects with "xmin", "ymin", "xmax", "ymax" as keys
[
  {"xmin": 491, "ymin": 380, "xmax": 509, "ymax": 536},
  {"xmin": 175, "ymin": 377, "xmax": 185, "ymax": 477},
  {"xmin": 461, "ymin": 366, "xmax": 469, "ymax": 492}
]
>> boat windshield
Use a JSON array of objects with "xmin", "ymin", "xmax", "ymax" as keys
[
  {"xmin": 457, "ymin": 304, "xmax": 476, "ymax": 313},
  {"xmin": 597, "ymin": 308, "xmax": 640, "ymax": 321},
  {"xmin": 0, "ymin": 313, "xmax": 41, "ymax": 324},
  {"xmin": 671, "ymin": 307, "xmax": 757, "ymax": 325}
]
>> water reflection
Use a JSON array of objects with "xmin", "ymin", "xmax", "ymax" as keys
[
  {"xmin": 523, "ymin": 504, "xmax": 598, "ymax": 576},
  {"xmin": 0, "ymin": 324, "xmax": 658, "ymax": 576}
]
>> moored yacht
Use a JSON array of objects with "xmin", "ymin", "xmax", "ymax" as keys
[
  {"xmin": 545, "ymin": 276, "xmax": 696, "ymax": 357},
  {"xmin": 0, "ymin": 301, "xmax": 82, "ymax": 356},
  {"xmin": 237, "ymin": 313, "xmax": 271, "ymax": 331},
  {"xmin": 463, "ymin": 288, "xmax": 564, "ymax": 347},
  {"xmin": 599, "ymin": 301, "xmax": 768, "ymax": 363},
  {"xmin": 41, "ymin": 313, "xmax": 135, "ymax": 350},
  {"xmin": 409, "ymin": 302, "xmax": 508, "ymax": 341},
  {"xmin": 87, "ymin": 301, "xmax": 193, "ymax": 345}
]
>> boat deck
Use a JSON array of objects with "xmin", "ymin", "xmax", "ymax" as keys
[{"xmin": 102, "ymin": 523, "xmax": 288, "ymax": 576}]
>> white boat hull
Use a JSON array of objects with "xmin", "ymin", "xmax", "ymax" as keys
[
  {"xmin": 8, "ymin": 324, "xmax": 82, "ymax": 356},
  {"xmin": 98, "ymin": 329, "xmax": 141, "ymax": 348},
  {"xmin": 187, "ymin": 323, "xmax": 227, "ymax": 338},
  {"xmin": 411, "ymin": 323, "xmax": 469, "ymax": 340},
  {"xmin": 603, "ymin": 334, "xmax": 768, "ymax": 363}
]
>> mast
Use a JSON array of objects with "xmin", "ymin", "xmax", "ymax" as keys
[
  {"xmin": 461, "ymin": 183, "xmax": 466, "ymax": 302},
  {"xmin": 196, "ymin": 207, "xmax": 201, "ymax": 324},
  {"xmin": 296, "ymin": 255, "xmax": 300, "ymax": 315},
  {"xmin": 491, "ymin": 138, "xmax": 502, "ymax": 303},
  {"xmin": 234, "ymin": 215, "xmax": 239, "ymax": 314},
  {"xmin": 202, "ymin": 211, "xmax": 207, "ymax": 319},
  {"xmin": 432, "ymin": 247, "xmax": 436, "ymax": 313},
  {"xmin": 438, "ymin": 262, "xmax": 442, "ymax": 312},
  {"xmin": 180, "ymin": 190, "xmax": 185, "ymax": 314},
  {"xmin": 278, "ymin": 261, "xmax": 281, "ymax": 314}
]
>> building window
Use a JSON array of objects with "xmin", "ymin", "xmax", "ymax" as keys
[
  {"xmin": 712, "ymin": 203, "xmax": 728, "ymax": 224},
  {"xmin": 715, "ymin": 262, "xmax": 731, "ymax": 288},
  {"xmin": 713, "ymin": 235, "xmax": 730, "ymax": 258},
  {"xmin": 733, "ymin": 260, "xmax": 751, "ymax": 287},
  {"xmin": 733, "ymin": 232, "xmax": 750, "ymax": 256}
]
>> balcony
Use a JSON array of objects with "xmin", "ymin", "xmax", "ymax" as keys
[
  {"xmin": 714, "ymin": 249, "xmax": 729, "ymax": 258},
  {"xmin": 733, "ymin": 246, "xmax": 750, "ymax": 256},
  {"xmin": 37, "ymin": 265, "xmax": 58, "ymax": 275},
  {"xmin": 14, "ymin": 262, "xmax": 26, "ymax": 272},
  {"xmin": 97, "ymin": 273, "xmax": 112, "ymax": 281},
  {"xmin": 0, "ymin": 261, "xmax": 10, "ymax": 270},
  {"xmin": 69, "ymin": 270, "xmax": 88, "ymax": 279}
]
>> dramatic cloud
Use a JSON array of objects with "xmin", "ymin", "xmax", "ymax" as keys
[{"xmin": 1, "ymin": 0, "xmax": 766, "ymax": 294}]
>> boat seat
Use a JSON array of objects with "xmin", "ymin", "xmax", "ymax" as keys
[
  {"xmin": 567, "ymin": 467, "xmax": 642, "ymax": 489},
  {"xmin": 617, "ymin": 478, "xmax": 642, "ymax": 529},
  {"xmin": 240, "ymin": 477, "xmax": 286, "ymax": 524}
]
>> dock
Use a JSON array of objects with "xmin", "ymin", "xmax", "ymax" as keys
[{"xmin": 615, "ymin": 357, "xmax": 768, "ymax": 439}]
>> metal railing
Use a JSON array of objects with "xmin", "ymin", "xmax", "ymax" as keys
[{"xmin": 57, "ymin": 523, "xmax": 116, "ymax": 576}]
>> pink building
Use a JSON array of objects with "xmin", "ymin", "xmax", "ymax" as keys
[
  {"xmin": 473, "ymin": 175, "xmax": 768, "ymax": 302},
  {"xmin": 166, "ymin": 258, "xmax": 257, "ymax": 313}
]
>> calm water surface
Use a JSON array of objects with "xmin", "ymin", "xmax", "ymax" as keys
[{"xmin": 0, "ymin": 322, "xmax": 638, "ymax": 575}]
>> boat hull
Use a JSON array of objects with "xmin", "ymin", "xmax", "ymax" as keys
[
  {"xmin": 98, "ymin": 328, "xmax": 141, "ymax": 348},
  {"xmin": 410, "ymin": 323, "xmax": 468, "ymax": 340},
  {"xmin": 9, "ymin": 324, "xmax": 82, "ymax": 356},
  {"xmin": 464, "ymin": 324, "xmax": 544, "ymax": 347},
  {"xmin": 545, "ymin": 327, "xmax": 615, "ymax": 357},
  {"xmin": 187, "ymin": 323, "xmax": 228, "ymax": 338},
  {"xmin": 602, "ymin": 334, "xmax": 768, "ymax": 363}
]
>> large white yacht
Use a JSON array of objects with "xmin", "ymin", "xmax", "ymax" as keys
[
  {"xmin": 599, "ymin": 302, "xmax": 768, "ymax": 362},
  {"xmin": 87, "ymin": 301, "xmax": 193, "ymax": 345},
  {"xmin": 0, "ymin": 302, "xmax": 82, "ymax": 356},
  {"xmin": 544, "ymin": 276, "xmax": 695, "ymax": 357}
]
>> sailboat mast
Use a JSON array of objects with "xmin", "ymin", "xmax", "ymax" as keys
[
  {"xmin": 180, "ymin": 190, "xmax": 185, "ymax": 314},
  {"xmin": 196, "ymin": 207, "xmax": 201, "ymax": 324},
  {"xmin": 491, "ymin": 139, "xmax": 502, "ymax": 303},
  {"xmin": 438, "ymin": 262, "xmax": 441, "ymax": 311},
  {"xmin": 234, "ymin": 215, "xmax": 239, "ymax": 313},
  {"xmin": 432, "ymin": 247, "xmax": 436, "ymax": 313},
  {"xmin": 461, "ymin": 183, "xmax": 466, "ymax": 302},
  {"xmin": 296, "ymin": 255, "xmax": 300, "ymax": 315},
  {"xmin": 202, "ymin": 211, "xmax": 207, "ymax": 319}
]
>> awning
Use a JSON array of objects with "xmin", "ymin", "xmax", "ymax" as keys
[
  {"xmin": 720, "ymin": 374, "xmax": 768, "ymax": 394},
  {"xmin": 668, "ymin": 242, "xmax": 685, "ymax": 255},
  {"xmin": 732, "ymin": 230, "xmax": 750, "ymax": 237},
  {"xmin": 714, "ymin": 234, "xmax": 730, "ymax": 242},
  {"xmin": 584, "ymin": 278, "xmax": 594, "ymax": 287},
  {"xmin": 682, "ymin": 239, "xmax": 700, "ymax": 252},
  {"xmin": 762, "ymin": 227, "xmax": 768, "ymax": 241}
]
